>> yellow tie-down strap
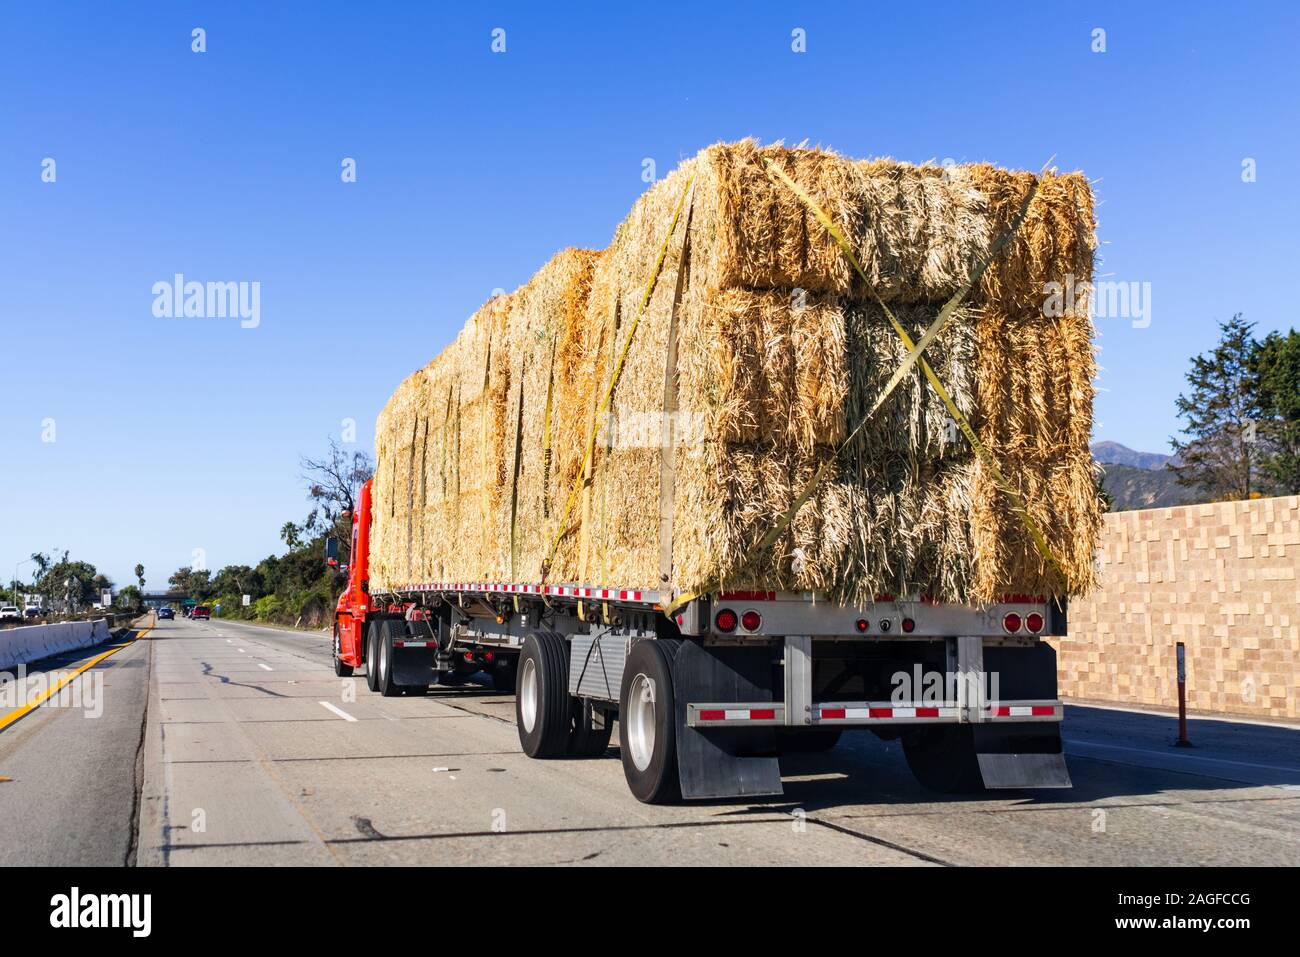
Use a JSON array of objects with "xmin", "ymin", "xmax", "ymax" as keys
[
  {"xmin": 542, "ymin": 174, "xmax": 697, "ymax": 582},
  {"xmin": 665, "ymin": 161, "xmax": 1066, "ymax": 617}
]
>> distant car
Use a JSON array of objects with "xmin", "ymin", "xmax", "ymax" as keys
[
  {"xmin": 0, "ymin": 606, "xmax": 20, "ymax": 621},
  {"xmin": 157, "ymin": 607, "xmax": 176, "ymax": 620},
  {"xmin": 24, "ymin": 607, "xmax": 42, "ymax": 619},
  {"xmin": 191, "ymin": 605, "xmax": 211, "ymax": 621}
]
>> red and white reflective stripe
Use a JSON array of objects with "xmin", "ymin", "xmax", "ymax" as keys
[
  {"xmin": 816, "ymin": 705, "xmax": 959, "ymax": 720},
  {"xmin": 988, "ymin": 705, "xmax": 1059, "ymax": 718},
  {"xmin": 386, "ymin": 582, "xmax": 657, "ymax": 604},
  {"xmin": 697, "ymin": 708, "xmax": 778, "ymax": 722}
]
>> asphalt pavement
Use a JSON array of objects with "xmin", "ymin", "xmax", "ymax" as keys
[{"xmin": 3, "ymin": 614, "xmax": 1297, "ymax": 866}]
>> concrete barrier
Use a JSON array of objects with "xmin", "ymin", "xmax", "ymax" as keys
[{"xmin": 0, "ymin": 618, "xmax": 111, "ymax": 671}]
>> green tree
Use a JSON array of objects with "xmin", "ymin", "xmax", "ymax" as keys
[
  {"xmin": 280, "ymin": 522, "xmax": 302, "ymax": 550},
  {"xmin": 31, "ymin": 552, "xmax": 51, "ymax": 581},
  {"xmin": 301, "ymin": 439, "xmax": 373, "ymax": 536},
  {"xmin": 37, "ymin": 555, "xmax": 102, "ymax": 610},
  {"xmin": 117, "ymin": 585, "xmax": 143, "ymax": 611},
  {"xmin": 1095, "ymin": 468, "xmax": 1113, "ymax": 513},
  {"xmin": 211, "ymin": 564, "xmax": 255, "ymax": 597},
  {"xmin": 167, "ymin": 566, "xmax": 213, "ymax": 601},
  {"xmin": 134, "ymin": 563, "xmax": 146, "ymax": 591},
  {"xmin": 1170, "ymin": 315, "xmax": 1267, "ymax": 501},
  {"xmin": 1254, "ymin": 328, "xmax": 1300, "ymax": 494}
]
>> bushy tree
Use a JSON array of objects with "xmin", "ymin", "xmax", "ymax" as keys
[
  {"xmin": 300, "ymin": 439, "xmax": 374, "ymax": 556},
  {"xmin": 117, "ymin": 585, "xmax": 143, "ymax": 611},
  {"xmin": 168, "ymin": 566, "xmax": 213, "ymax": 601},
  {"xmin": 1254, "ymin": 329, "xmax": 1300, "ymax": 494},
  {"xmin": 1170, "ymin": 316, "xmax": 1267, "ymax": 500},
  {"xmin": 34, "ymin": 554, "xmax": 105, "ymax": 610}
]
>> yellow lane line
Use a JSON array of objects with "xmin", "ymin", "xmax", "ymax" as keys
[{"xmin": 0, "ymin": 626, "xmax": 152, "ymax": 734}]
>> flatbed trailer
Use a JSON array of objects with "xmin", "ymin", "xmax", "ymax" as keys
[{"xmin": 330, "ymin": 479, "xmax": 1071, "ymax": 803}]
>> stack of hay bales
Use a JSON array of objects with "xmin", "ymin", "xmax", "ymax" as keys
[{"xmin": 371, "ymin": 140, "xmax": 1101, "ymax": 605}]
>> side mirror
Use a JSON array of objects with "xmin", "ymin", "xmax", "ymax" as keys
[{"xmin": 325, "ymin": 537, "xmax": 339, "ymax": 567}]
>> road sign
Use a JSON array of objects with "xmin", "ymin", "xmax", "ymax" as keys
[{"xmin": 242, "ymin": 594, "xmax": 251, "ymax": 607}]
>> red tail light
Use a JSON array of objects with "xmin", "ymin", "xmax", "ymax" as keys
[
  {"xmin": 1002, "ymin": 612, "xmax": 1022, "ymax": 634},
  {"xmin": 855, "ymin": 618, "xmax": 869, "ymax": 633},
  {"xmin": 484, "ymin": 650, "xmax": 494, "ymax": 662},
  {"xmin": 740, "ymin": 610, "xmax": 762, "ymax": 632},
  {"xmin": 715, "ymin": 609, "xmax": 738, "ymax": 633},
  {"xmin": 1025, "ymin": 612, "xmax": 1044, "ymax": 634},
  {"xmin": 464, "ymin": 651, "xmax": 475, "ymax": 661},
  {"xmin": 901, "ymin": 617, "xmax": 915, "ymax": 633}
]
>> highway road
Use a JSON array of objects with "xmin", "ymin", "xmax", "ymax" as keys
[{"xmin": 2, "ymin": 614, "xmax": 1298, "ymax": 866}]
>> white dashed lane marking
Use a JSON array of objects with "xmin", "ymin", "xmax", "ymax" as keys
[{"xmin": 319, "ymin": 701, "xmax": 357, "ymax": 722}]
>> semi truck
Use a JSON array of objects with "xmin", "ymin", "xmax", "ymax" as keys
[{"xmin": 329, "ymin": 478, "xmax": 1072, "ymax": 803}]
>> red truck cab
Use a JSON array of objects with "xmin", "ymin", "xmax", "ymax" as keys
[{"xmin": 330, "ymin": 479, "xmax": 375, "ymax": 676}]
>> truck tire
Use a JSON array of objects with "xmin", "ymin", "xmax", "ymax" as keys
[
  {"xmin": 568, "ymin": 698, "xmax": 612, "ymax": 757},
  {"xmin": 376, "ymin": 618, "xmax": 404, "ymax": 697},
  {"xmin": 902, "ymin": 725, "xmax": 985, "ymax": 793},
  {"xmin": 618, "ymin": 638, "xmax": 682, "ymax": 804},
  {"xmin": 516, "ymin": 632, "xmax": 571, "ymax": 757},
  {"xmin": 332, "ymin": 625, "xmax": 354, "ymax": 678},
  {"xmin": 364, "ymin": 620, "xmax": 381, "ymax": 692},
  {"xmin": 776, "ymin": 728, "xmax": 842, "ymax": 753}
]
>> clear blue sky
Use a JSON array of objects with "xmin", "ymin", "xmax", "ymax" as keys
[{"xmin": 2, "ymin": 2, "xmax": 1297, "ymax": 589}]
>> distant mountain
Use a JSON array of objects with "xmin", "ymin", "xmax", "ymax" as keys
[
  {"xmin": 1091, "ymin": 441, "xmax": 1173, "ymax": 471},
  {"xmin": 1099, "ymin": 463, "xmax": 1193, "ymax": 511}
]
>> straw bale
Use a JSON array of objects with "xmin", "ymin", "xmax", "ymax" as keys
[{"xmin": 369, "ymin": 141, "xmax": 1101, "ymax": 604}]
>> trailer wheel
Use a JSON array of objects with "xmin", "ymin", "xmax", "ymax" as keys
[
  {"xmin": 568, "ymin": 698, "xmax": 612, "ymax": 757},
  {"xmin": 332, "ymin": 625, "xmax": 354, "ymax": 677},
  {"xmin": 364, "ymin": 621, "xmax": 381, "ymax": 692},
  {"xmin": 902, "ymin": 726, "xmax": 985, "ymax": 793},
  {"xmin": 516, "ymin": 632, "xmax": 571, "ymax": 758},
  {"xmin": 619, "ymin": 638, "xmax": 682, "ymax": 804}
]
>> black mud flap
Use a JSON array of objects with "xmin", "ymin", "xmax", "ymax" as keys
[
  {"xmin": 382, "ymin": 617, "xmax": 440, "ymax": 689},
  {"xmin": 672, "ymin": 642, "xmax": 783, "ymax": 800},
  {"xmin": 390, "ymin": 647, "xmax": 437, "ymax": 688},
  {"xmin": 973, "ymin": 723, "xmax": 1072, "ymax": 789}
]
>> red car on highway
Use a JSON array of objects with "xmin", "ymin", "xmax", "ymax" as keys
[{"xmin": 191, "ymin": 605, "xmax": 211, "ymax": 621}]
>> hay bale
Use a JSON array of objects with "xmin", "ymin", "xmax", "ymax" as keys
[{"xmin": 369, "ymin": 141, "xmax": 1101, "ymax": 605}]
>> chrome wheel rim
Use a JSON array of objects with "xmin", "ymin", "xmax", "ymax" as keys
[
  {"xmin": 626, "ymin": 673, "xmax": 656, "ymax": 772},
  {"xmin": 520, "ymin": 657, "xmax": 538, "ymax": 733}
]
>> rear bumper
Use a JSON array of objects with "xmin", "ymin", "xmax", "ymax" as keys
[{"xmin": 687, "ymin": 699, "xmax": 1064, "ymax": 728}]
